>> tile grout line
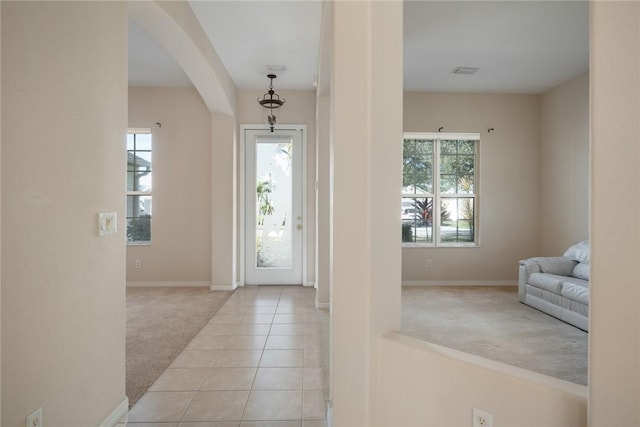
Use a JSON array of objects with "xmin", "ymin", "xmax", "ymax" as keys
[
  {"xmin": 176, "ymin": 292, "xmax": 237, "ymax": 425},
  {"xmin": 180, "ymin": 289, "xmax": 253, "ymax": 425},
  {"xmin": 239, "ymin": 293, "xmax": 270, "ymax": 423},
  {"xmin": 128, "ymin": 287, "xmax": 325, "ymax": 425}
]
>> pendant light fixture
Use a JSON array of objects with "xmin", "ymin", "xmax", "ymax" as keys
[{"xmin": 257, "ymin": 74, "xmax": 285, "ymax": 132}]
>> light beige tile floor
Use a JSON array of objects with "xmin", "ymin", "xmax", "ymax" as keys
[{"xmin": 120, "ymin": 286, "xmax": 329, "ymax": 427}]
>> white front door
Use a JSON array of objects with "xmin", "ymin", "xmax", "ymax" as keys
[{"xmin": 244, "ymin": 128, "xmax": 304, "ymax": 285}]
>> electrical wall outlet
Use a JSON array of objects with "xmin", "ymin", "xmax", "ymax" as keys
[
  {"xmin": 135, "ymin": 260, "xmax": 141, "ymax": 268},
  {"xmin": 26, "ymin": 407, "xmax": 42, "ymax": 427},
  {"xmin": 472, "ymin": 408, "xmax": 493, "ymax": 427},
  {"xmin": 426, "ymin": 259, "xmax": 433, "ymax": 268}
]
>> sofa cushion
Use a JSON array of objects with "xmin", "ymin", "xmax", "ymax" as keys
[
  {"xmin": 572, "ymin": 262, "xmax": 590, "ymax": 280},
  {"xmin": 564, "ymin": 240, "xmax": 590, "ymax": 263},
  {"xmin": 560, "ymin": 276, "xmax": 588, "ymax": 287},
  {"xmin": 561, "ymin": 282, "xmax": 589, "ymax": 305},
  {"xmin": 528, "ymin": 273, "xmax": 565, "ymax": 294}
]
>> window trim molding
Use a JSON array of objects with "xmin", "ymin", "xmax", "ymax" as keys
[{"xmin": 404, "ymin": 131, "xmax": 480, "ymax": 141}]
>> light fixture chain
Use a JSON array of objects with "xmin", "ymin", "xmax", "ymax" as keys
[{"xmin": 257, "ymin": 73, "xmax": 285, "ymax": 132}]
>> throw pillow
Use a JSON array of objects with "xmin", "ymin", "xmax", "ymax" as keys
[
  {"xmin": 572, "ymin": 262, "xmax": 590, "ymax": 281},
  {"xmin": 564, "ymin": 240, "xmax": 590, "ymax": 263}
]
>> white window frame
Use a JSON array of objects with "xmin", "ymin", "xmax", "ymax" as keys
[
  {"xmin": 403, "ymin": 132, "xmax": 480, "ymax": 247},
  {"xmin": 127, "ymin": 128, "xmax": 152, "ymax": 245}
]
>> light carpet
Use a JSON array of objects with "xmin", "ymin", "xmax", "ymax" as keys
[
  {"xmin": 126, "ymin": 286, "xmax": 232, "ymax": 407},
  {"xmin": 401, "ymin": 286, "xmax": 588, "ymax": 385}
]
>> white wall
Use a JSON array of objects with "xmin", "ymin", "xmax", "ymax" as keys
[
  {"xmin": 403, "ymin": 92, "xmax": 541, "ymax": 282},
  {"xmin": 127, "ymin": 87, "xmax": 212, "ymax": 285},
  {"xmin": 0, "ymin": 3, "xmax": 3, "ymax": 422},
  {"xmin": 540, "ymin": 72, "xmax": 589, "ymax": 255},
  {"xmin": 1, "ymin": 2, "xmax": 127, "ymax": 426},
  {"xmin": 590, "ymin": 2, "xmax": 640, "ymax": 424},
  {"xmin": 315, "ymin": 95, "xmax": 330, "ymax": 305},
  {"xmin": 376, "ymin": 334, "xmax": 587, "ymax": 426},
  {"xmin": 236, "ymin": 89, "xmax": 317, "ymax": 286},
  {"xmin": 129, "ymin": 1, "xmax": 236, "ymax": 116},
  {"xmin": 211, "ymin": 112, "xmax": 237, "ymax": 289},
  {"xmin": 329, "ymin": 1, "xmax": 403, "ymax": 424}
]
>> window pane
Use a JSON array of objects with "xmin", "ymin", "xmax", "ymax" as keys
[
  {"xmin": 127, "ymin": 133, "xmax": 135, "ymax": 150},
  {"xmin": 128, "ymin": 142, "xmax": 152, "ymax": 191},
  {"xmin": 135, "ymin": 133, "xmax": 152, "ymax": 150},
  {"xmin": 127, "ymin": 217, "xmax": 151, "ymax": 242},
  {"xmin": 127, "ymin": 195, "xmax": 152, "ymax": 218},
  {"xmin": 440, "ymin": 154, "xmax": 457, "ymax": 174},
  {"xmin": 127, "ymin": 152, "xmax": 136, "ymax": 171},
  {"xmin": 126, "ymin": 195, "xmax": 152, "ymax": 242},
  {"xmin": 440, "ymin": 198, "xmax": 475, "ymax": 243},
  {"xmin": 458, "ymin": 175, "xmax": 474, "ymax": 194},
  {"xmin": 440, "ymin": 140, "xmax": 476, "ymax": 195},
  {"xmin": 402, "ymin": 197, "xmax": 433, "ymax": 244},
  {"xmin": 135, "ymin": 151, "xmax": 152, "ymax": 169},
  {"xmin": 134, "ymin": 171, "xmax": 152, "ymax": 192},
  {"xmin": 403, "ymin": 139, "xmax": 433, "ymax": 194},
  {"xmin": 458, "ymin": 140, "xmax": 475, "ymax": 154},
  {"xmin": 458, "ymin": 155, "xmax": 474, "ymax": 175},
  {"xmin": 127, "ymin": 172, "xmax": 135, "ymax": 191},
  {"xmin": 440, "ymin": 174, "xmax": 456, "ymax": 194},
  {"xmin": 440, "ymin": 140, "xmax": 457, "ymax": 154}
]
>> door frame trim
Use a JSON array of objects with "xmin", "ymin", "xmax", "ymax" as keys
[{"xmin": 239, "ymin": 124, "xmax": 307, "ymax": 286}]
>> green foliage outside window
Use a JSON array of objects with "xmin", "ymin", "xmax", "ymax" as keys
[
  {"xmin": 256, "ymin": 179, "xmax": 275, "ymax": 226},
  {"xmin": 127, "ymin": 215, "xmax": 151, "ymax": 242},
  {"xmin": 402, "ymin": 223, "xmax": 413, "ymax": 242}
]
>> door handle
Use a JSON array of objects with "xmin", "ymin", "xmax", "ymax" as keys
[{"xmin": 297, "ymin": 224, "xmax": 302, "ymax": 230}]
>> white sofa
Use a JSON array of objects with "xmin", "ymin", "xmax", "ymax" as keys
[{"xmin": 518, "ymin": 241, "xmax": 589, "ymax": 331}]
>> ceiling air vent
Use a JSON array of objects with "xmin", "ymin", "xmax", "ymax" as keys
[{"xmin": 451, "ymin": 67, "xmax": 479, "ymax": 75}]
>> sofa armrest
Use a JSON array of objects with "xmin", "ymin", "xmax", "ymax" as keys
[
  {"xmin": 518, "ymin": 257, "xmax": 577, "ymax": 303},
  {"xmin": 518, "ymin": 260, "xmax": 541, "ymax": 302},
  {"xmin": 519, "ymin": 258, "xmax": 540, "ymax": 271},
  {"xmin": 525, "ymin": 257, "xmax": 578, "ymax": 276}
]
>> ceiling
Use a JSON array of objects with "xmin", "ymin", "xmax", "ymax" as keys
[{"xmin": 128, "ymin": 1, "xmax": 589, "ymax": 94}]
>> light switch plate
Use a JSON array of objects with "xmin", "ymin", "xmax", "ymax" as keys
[{"xmin": 99, "ymin": 212, "xmax": 117, "ymax": 236}]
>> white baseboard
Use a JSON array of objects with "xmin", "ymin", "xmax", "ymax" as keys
[
  {"xmin": 210, "ymin": 282, "xmax": 239, "ymax": 291},
  {"xmin": 98, "ymin": 396, "xmax": 129, "ymax": 427},
  {"xmin": 127, "ymin": 281, "xmax": 211, "ymax": 287},
  {"xmin": 316, "ymin": 301, "xmax": 330, "ymax": 309},
  {"xmin": 304, "ymin": 281, "xmax": 316, "ymax": 287},
  {"xmin": 402, "ymin": 280, "xmax": 517, "ymax": 287}
]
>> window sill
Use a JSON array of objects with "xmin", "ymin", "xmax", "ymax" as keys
[
  {"xmin": 127, "ymin": 241, "xmax": 151, "ymax": 246},
  {"xmin": 402, "ymin": 244, "xmax": 480, "ymax": 248}
]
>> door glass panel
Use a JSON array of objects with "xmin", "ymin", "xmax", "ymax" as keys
[{"xmin": 255, "ymin": 140, "xmax": 293, "ymax": 268}]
